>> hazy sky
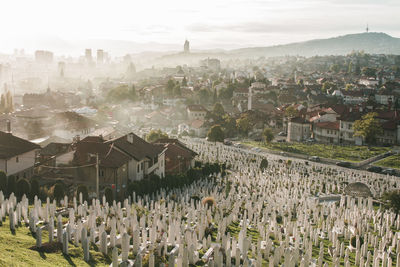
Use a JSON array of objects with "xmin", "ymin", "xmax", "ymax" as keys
[{"xmin": 1, "ymin": 0, "xmax": 399, "ymax": 54}]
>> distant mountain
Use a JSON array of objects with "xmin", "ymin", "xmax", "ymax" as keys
[{"xmin": 229, "ymin": 32, "xmax": 400, "ymax": 57}]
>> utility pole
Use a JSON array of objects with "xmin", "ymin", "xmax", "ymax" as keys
[
  {"xmin": 89, "ymin": 153, "xmax": 99, "ymax": 198},
  {"xmin": 95, "ymin": 153, "xmax": 99, "ymax": 198}
]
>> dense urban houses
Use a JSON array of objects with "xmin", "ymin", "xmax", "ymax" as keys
[{"xmin": 0, "ymin": 130, "xmax": 40, "ymax": 178}]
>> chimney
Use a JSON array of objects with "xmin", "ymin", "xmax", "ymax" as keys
[
  {"xmin": 127, "ymin": 133, "xmax": 134, "ymax": 143},
  {"xmin": 6, "ymin": 120, "xmax": 11, "ymax": 134}
]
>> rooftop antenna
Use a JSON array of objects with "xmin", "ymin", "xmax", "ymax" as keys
[{"xmin": 366, "ymin": 24, "xmax": 369, "ymax": 33}]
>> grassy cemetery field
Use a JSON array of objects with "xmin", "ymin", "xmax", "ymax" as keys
[
  {"xmin": 375, "ymin": 154, "xmax": 400, "ymax": 169},
  {"xmin": 0, "ymin": 138, "xmax": 399, "ymax": 266},
  {"xmin": 244, "ymin": 141, "xmax": 391, "ymax": 162}
]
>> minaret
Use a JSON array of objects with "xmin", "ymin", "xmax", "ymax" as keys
[
  {"xmin": 184, "ymin": 40, "xmax": 190, "ymax": 53},
  {"xmin": 248, "ymin": 86, "xmax": 252, "ymax": 111}
]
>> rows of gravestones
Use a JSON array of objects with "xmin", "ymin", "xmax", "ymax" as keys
[{"xmin": 0, "ymin": 137, "xmax": 399, "ymax": 266}]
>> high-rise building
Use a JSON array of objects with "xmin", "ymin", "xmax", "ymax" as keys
[
  {"xmin": 184, "ymin": 40, "xmax": 190, "ymax": 53},
  {"xmin": 97, "ymin": 49, "xmax": 104, "ymax": 64},
  {"xmin": 85, "ymin": 49, "xmax": 92, "ymax": 63},
  {"xmin": 35, "ymin": 50, "xmax": 53, "ymax": 64}
]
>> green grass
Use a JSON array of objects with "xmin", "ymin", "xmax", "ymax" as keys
[
  {"xmin": 375, "ymin": 154, "xmax": 400, "ymax": 169},
  {"xmin": 0, "ymin": 217, "xmax": 111, "ymax": 267},
  {"xmin": 243, "ymin": 141, "xmax": 390, "ymax": 162}
]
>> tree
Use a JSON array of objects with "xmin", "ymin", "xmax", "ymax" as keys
[
  {"xmin": 218, "ymin": 84, "xmax": 234, "ymax": 100},
  {"xmin": 362, "ymin": 67, "xmax": 377, "ymax": 78},
  {"xmin": 354, "ymin": 112, "xmax": 383, "ymax": 145},
  {"xmin": 197, "ymin": 89, "xmax": 210, "ymax": 103},
  {"xmin": 321, "ymin": 82, "xmax": 337, "ymax": 93},
  {"xmin": 7, "ymin": 175, "xmax": 16, "ymax": 195},
  {"xmin": 166, "ymin": 79, "xmax": 175, "ymax": 95},
  {"xmin": 146, "ymin": 129, "xmax": 169, "ymax": 143},
  {"xmin": 260, "ymin": 159, "xmax": 269, "ymax": 170},
  {"xmin": 262, "ymin": 128, "xmax": 274, "ymax": 143},
  {"xmin": 222, "ymin": 115, "xmax": 237, "ymax": 137},
  {"xmin": 173, "ymin": 85, "xmax": 181, "ymax": 96},
  {"xmin": 30, "ymin": 178, "xmax": 40, "ymax": 199},
  {"xmin": 105, "ymin": 187, "xmax": 114, "ymax": 204},
  {"xmin": 330, "ymin": 64, "xmax": 340, "ymax": 73},
  {"xmin": 108, "ymin": 85, "xmax": 136, "ymax": 102},
  {"xmin": 382, "ymin": 190, "xmax": 400, "ymax": 214},
  {"xmin": 207, "ymin": 125, "xmax": 225, "ymax": 142},
  {"xmin": 236, "ymin": 116, "xmax": 251, "ymax": 136},
  {"xmin": 0, "ymin": 94, "xmax": 5, "ymax": 113},
  {"xmin": 345, "ymin": 84, "xmax": 354, "ymax": 91},
  {"xmin": 285, "ymin": 106, "xmax": 299, "ymax": 118},
  {"xmin": 182, "ymin": 76, "xmax": 187, "ymax": 86},
  {"xmin": 129, "ymin": 84, "xmax": 137, "ymax": 100},
  {"xmin": 77, "ymin": 184, "xmax": 89, "ymax": 203},
  {"xmin": 347, "ymin": 61, "xmax": 353, "ymax": 73},
  {"xmin": 16, "ymin": 179, "xmax": 30, "ymax": 199},
  {"xmin": 53, "ymin": 182, "xmax": 65, "ymax": 203},
  {"xmin": 0, "ymin": 171, "xmax": 6, "ymax": 194},
  {"xmin": 213, "ymin": 103, "xmax": 225, "ymax": 117}
]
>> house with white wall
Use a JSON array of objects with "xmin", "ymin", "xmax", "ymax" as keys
[{"xmin": 0, "ymin": 131, "xmax": 40, "ymax": 178}]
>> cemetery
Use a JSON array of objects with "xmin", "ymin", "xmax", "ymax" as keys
[
  {"xmin": 0, "ymin": 137, "xmax": 400, "ymax": 266},
  {"xmin": 244, "ymin": 141, "xmax": 391, "ymax": 163}
]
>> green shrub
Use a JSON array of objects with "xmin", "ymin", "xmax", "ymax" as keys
[
  {"xmin": 30, "ymin": 178, "xmax": 40, "ymax": 199},
  {"xmin": 105, "ymin": 187, "xmax": 113, "ymax": 204},
  {"xmin": 7, "ymin": 175, "xmax": 16, "ymax": 195},
  {"xmin": 0, "ymin": 171, "xmax": 7, "ymax": 194},
  {"xmin": 53, "ymin": 182, "xmax": 65, "ymax": 203},
  {"xmin": 260, "ymin": 159, "xmax": 268, "ymax": 170},
  {"xmin": 16, "ymin": 178, "xmax": 30, "ymax": 199}
]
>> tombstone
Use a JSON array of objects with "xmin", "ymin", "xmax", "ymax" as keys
[
  {"xmin": 100, "ymin": 231, "xmax": 108, "ymax": 255},
  {"xmin": 83, "ymin": 237, "xmax": 90, "ymax": 262},
  {"xmin": 112, "ymin": 247, "xmax": 119, "ymax": 267},
  {"xmin": 63, "ymin": 231, "xmax": 69, "ymax": 255},
  {"xmin": 36, "ymin": 227, "xmax": 42, "ymax": 248},
  {"xmin": 122, "ymin": 232, "xmax": 130, "ymax": 262}
]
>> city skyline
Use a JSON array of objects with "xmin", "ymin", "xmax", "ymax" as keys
[{"xmin": 1, "ymin": 0, "xmax": 399, "ymax": 55}]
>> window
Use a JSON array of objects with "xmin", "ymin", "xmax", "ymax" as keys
[
  {"xmin": 137, "ymin": 165, "xmax": 140, "ymax": 172},
  {"xmin": 16, "ymin": 157, "xmax": 19, "ymax": 163}
]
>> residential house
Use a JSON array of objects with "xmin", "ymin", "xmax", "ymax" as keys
[
  {"xmin": 73, "ymin": 136, "xmax": 130, "ymax": 196},
  {"xmin": 152, "ymin": 139, "xmax": 197, "ymax": 175},
  {"xmin": 287, "ymin": 117, "xmax": 311, "ymax": 142},
  {"xmin": 313, "ymin": 121, "xmax": 340, "ymax": 144},
  {"xmin": 109, "ymin": 133, "xmax": 166, "ymax": 181},
  {"xmin": 0, "ymin": 131, "xmax": 41, "ymax": 178},
  {"xmin": 187, "ymin": 105, "xmax": 208, "ymax": 121}
]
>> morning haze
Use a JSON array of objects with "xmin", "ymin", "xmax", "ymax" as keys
[{"xmin": 0, "ymin": 0, "xmax": 399, "ymax": 266}]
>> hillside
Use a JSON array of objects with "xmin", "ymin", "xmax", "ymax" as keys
[{"xmin": 229, "ymin": 32, "xmax": 400, "ymax": 57}]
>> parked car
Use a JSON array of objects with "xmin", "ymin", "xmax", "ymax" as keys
[
  {"xmin": 309, "ymin": 156, "xmax": 321, "ymax": 162},
  {"xmin": 280, "ymin": 151, "xmax": 288, "ymax": 156},
  {"xmin": 336, "ymin": 161, "xmax": 351, "ymax": 167},
  {"xmin": 367, "ymin": 166, "xmax": 382, "ymax": 173},
  {"xmin": 382, "ymin": 168, "xmax": 396, "ymax": 175},
  {"xmin": 277, "ymin": 139, "xmax": 286, "ymax": 143},
  {"xmin": 278, "ymin": 131, "xmax": 287, "ymax": 136},
  {"xmin": 223, "ymin": 139, "xmax": 232, "ymax": 146},
  {"xmin": 305, "ymin": 138, "xmax": 316, "ymax": 143}
]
